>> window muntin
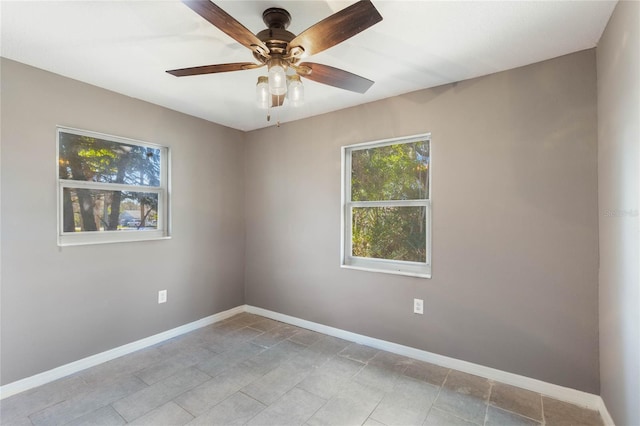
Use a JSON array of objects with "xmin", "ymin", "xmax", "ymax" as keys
[
  {"xmin": 342, "ymin": 134, "xmax": 431, "ymax": 278},
  {"xmin": 57, "ymin": 127, "xmax": 170, "ymax": 246}
]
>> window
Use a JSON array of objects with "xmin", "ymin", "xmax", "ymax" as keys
[
  {"xmin": 342, "ymin": 134, "xmax": 431, "ymax": 278},
  {"xmin": 57, "ymin": 127, "xmax": 170, "ymax": 246}
]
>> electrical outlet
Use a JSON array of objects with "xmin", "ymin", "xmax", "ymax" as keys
[
  {"xmin": 413, "ymin": 298, "xmax": 424, "ymax": 314},
  {"xmin": 158, "ymin": 290, "xmax": 167, "ymax": 304}
]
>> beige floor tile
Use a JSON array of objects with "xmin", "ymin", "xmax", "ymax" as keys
[
  {"xmin": 185, "ymin": 392, "xmax": 265, "ymax": 426},
  {"xmin": 403, "ymin": 360, "xmax": 449, "ymax": 386},
  {"xmin": 489, "ymin": 382, "xmax": 542, "ymax": 421},
  {"xmin": 246, "ymin": 387, "xmax": 325, "ymax": 426},
  {"xmin": 433, "ymin": 387, "xmax": 488, "ymax": 425},
  {"xmin": 542, "ymin": 397, "xmax": 604, "ymax": 426},
  {"xmin": 443, "ymin": 370, "xmax": 491, "ymax": 400},
  {"xmin": 129, "ymin": 401, "xmax": 194, "ymax": 425},
  {"xmin": 424, "ymin": 407, "xmax": 478, "ymax": 426},
  {"xmin": 486, "ymin": 405, "xmax": 541, "ymax": 426},
  {"xmin": 338, "ymin": 343, "xmax": 380, "ymax": 363}
]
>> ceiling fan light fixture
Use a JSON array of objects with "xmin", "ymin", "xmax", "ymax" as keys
[
  {"xmin": 169, "ymin": 1, "xmax": 383, "ymax": 115},
  {"xmin": 256, "ymin": 76, "xmax": 270, "ymax": 109},
  {"xmin": 267, "ymin": 57, "xmax": 287, "ymax": 96},
  {"xmin": 287, "ymin": 74, "xmax": 304, "ymax": 107}
]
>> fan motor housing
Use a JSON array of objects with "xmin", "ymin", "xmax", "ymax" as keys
[
  {"xmin": 256, "ymin": 28, "xmax": 295, "ymax": 54},
  {"xmin": 253, "ymin": 8, "xmax": 300, "ymax": 63}
]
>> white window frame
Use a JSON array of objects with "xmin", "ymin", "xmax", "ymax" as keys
[
  {"xmin": 56, "ymin": 126, "xmax": 171, "ymax": 246},
  {"xmin": 341, "ymin": 133, "xmax": 432, "ymax": 278}
]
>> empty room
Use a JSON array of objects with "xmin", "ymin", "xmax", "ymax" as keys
[{"xmin": 1, "ymin": 0, "xmax": 638, "ymax": 425}]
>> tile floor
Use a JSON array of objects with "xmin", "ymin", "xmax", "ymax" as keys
[{"xmin": 1, "ymin": 313, "xmax": 605, "ymax": 426}]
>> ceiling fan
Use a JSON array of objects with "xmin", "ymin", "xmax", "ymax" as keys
[{"xmin": 166, "ymin": 0, "xmax": 383, "ymax": 108}]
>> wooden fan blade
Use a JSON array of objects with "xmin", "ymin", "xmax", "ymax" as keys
[
  {"xmin": 272, "ymin": 94, "xmax": 285, "ymax": 107},
  {"xmin": 297, "ymin": 62, "xmax": 374, "ymax": 93},
  {"xmin": 289, "ymin": 0, "xmax": 382, "ymax": 59},
  {"xmin": 167, "ymin": 62, "xmax": 264, "ymax": 77},
  {"xmin": 182, "ymin": 1, "xmax": 268, "ymax": 54}
]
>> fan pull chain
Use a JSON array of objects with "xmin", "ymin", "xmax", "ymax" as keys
[{"xmin": 265, "ymin": 103, "xmax": 280, "ymax": 127}]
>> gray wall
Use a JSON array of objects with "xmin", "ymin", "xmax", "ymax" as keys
[
  {"xmin": 245, "ymin": 50, "xmax": 600, "ymax": 393},
  {"xmin": 597, "ymin": 1, "xmax": 640, "ymax": 424},
  {"xmin": 0, "ymin": 59, "xmax": 246, "ymax": 385},
  {"xmin": 1, "ymin": 48, "xmax": 604, "ymax": 395}
]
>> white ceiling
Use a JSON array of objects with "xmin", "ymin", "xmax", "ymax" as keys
[{"xmin": 1, "ymin": 1, "xmax": 616, "ymax": 131}]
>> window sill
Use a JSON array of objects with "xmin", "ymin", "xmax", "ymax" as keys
[
  {"xmin": 341, "ymin": 264, "xmax": 432, "ymax": 279},
  {"xmin": 58, "ymin": 232, "xmax": 171, "ymax": 247}
]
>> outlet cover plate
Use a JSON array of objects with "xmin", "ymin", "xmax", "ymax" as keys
[
  {"xmin": 158, "ymin": 290, "xmax": 167, "ymax": 304},
  {"xmin": 413, "ymin": 298, "xmax": 424, "ymax": 314}
]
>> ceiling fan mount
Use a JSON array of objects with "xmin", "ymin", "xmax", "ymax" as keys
[
  {"xmin": 262, "ymin": 8, "xmax": 291, "ymax": 30},
  {"xmin": 166, "ymin": 0, "xmax": 383, "ymax": 106}
]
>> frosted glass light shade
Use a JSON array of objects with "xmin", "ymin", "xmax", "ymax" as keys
[
  {"xmin": 256, "ymin": 76, "xmax": 269, "ymax": 109},
  {"xmin": 287, "ymin": 75, "xmax": 304, "ymax": 107},
  {"xmin": 268, "ymin": 59, "xmax": 287, "ymax": 96}
]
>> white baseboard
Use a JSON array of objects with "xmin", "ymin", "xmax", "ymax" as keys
[
  {"xmin": 245, "ymin": 305, "xmax": 613, "ymax": 423},
  {"xmin": 597, "ymin": 396, "xmax": 616, "ymax": 426},
  {"xmin": 0, "ymin": 305, "xmax": 244, "ymax": 400}
]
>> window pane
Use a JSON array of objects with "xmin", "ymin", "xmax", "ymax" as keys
[
  {"xmin": 62, "ymin": 188, "xmax": 158, "ymax": 232},
  {"xmin": 59, "ymin": 131, "xmax": 161, "ymax": 186},
  {"xmin": 351, "ymin": 140, "xmax": 429, "ymax": 201},
  {"xmin": 352, "ymin": 206, "xmax": 426, "ymax": 262}
]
